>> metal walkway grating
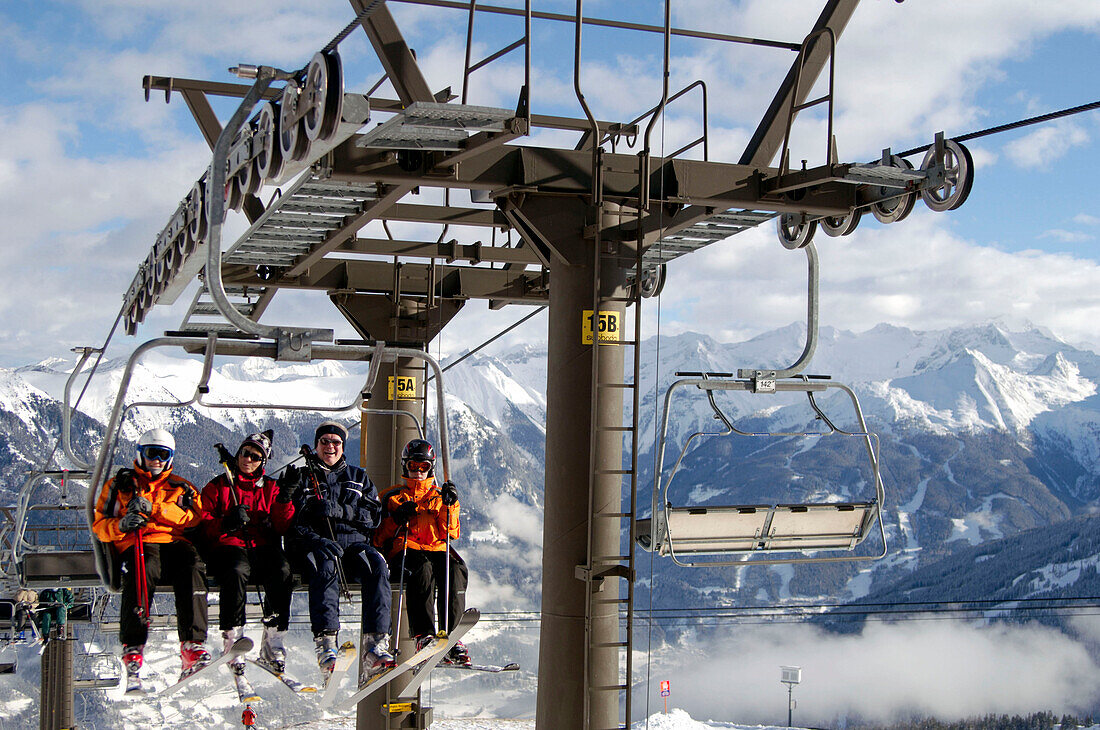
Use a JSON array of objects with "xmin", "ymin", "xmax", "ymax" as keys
[
  {"xmin": 223, "ymin": 177, "xmax": 381, "ymax": 266},
  {"xmin": 356, "ymin": 101, "xmax": 514, "ymax": 150}
]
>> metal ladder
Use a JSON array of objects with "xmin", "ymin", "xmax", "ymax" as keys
[{"xmin": 581, "ymin": 150, "xmax": 641, "ymax": 730}]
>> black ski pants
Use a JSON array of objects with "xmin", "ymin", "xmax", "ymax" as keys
[
  {"xmin": 209, "ymin": 544, "xmax": 294, "ymax": 631},
  {"xmin": 390, "ymin": 548, "xmax": 467, "ymax": 638},
  {"xmin": 296, "ymin": 541, "xmax": 391, "ymax": 636},
  {"xmin": 120, "ymin": 540, "xmax": 208, "ymax": 646}
]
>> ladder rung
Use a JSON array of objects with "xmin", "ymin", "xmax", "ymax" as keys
[
  {"xmin": 592, "ymin": 555, "xmax": 631, "ymax": 562},
  {"xmin": 591, "ymin": 684, "xmax": 629, "ymax": 692},
  {"xmin": 594, "ymin": 469, "xmax": 631, "ymax": 475},
  {"xmin": 599, "ymin": 426, "xmax": 634, "ymax": 432},
  {"xmin": 594, "ymin": 512, "xmax": 631, "ymax": 518},
  {"xmin": 597, "ymin": 382, "xmax": 635, "ymax": 389}
]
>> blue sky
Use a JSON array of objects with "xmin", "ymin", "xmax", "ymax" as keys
[{"xmin": 1, "ymin": 0, "xmax": 1099, "ymax": 367}]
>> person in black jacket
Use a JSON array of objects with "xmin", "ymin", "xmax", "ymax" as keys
[{"xmin": 281, "ymin": 421, "xmax": 393, "ymax": 685}]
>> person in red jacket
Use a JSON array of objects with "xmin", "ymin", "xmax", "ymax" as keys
[
  {"xmin": 200, "ymin": 430, "xmax": 295, "ymax": 675},
  {"xmin": 92, "ymin": 428, "xmax": 209, "ymax": 690},
  {"xmin": 374, "ymin": 439, "xmax": 470, "ymax": 665}
]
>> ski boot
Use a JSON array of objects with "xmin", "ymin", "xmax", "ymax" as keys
[
  {"xmin": 314, "ymin": 630, "xmax": 339, "ymax": 682},
  {"xmin": 358, "ymin": 632, "xmax": 395, "ymax": 686},
  {"xmin": 222, "ymin": 627, "xmax": 246, "ymax": 676},
  {"xmin": 122, "ymin": 644, "xmax": 144, "ymax": 694},
  {"xmin": 180, "ymin": 640, "xmax": 212, "ymax": 679},
  {"xmin": 443, "ymin": 640, "xmax": 471, "ymax": 667},
  {"xmin": 259, "ymin": 625, "xmax": 287, "ymax": 674}
]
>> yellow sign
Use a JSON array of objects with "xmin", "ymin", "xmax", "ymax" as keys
[
  {"xmin": 387, "ymin": 375, "xmax": 417, "ymax": 400},
  {"xmin": 582, "ymin": 310, "xmax": 621, "ymax": 345},
  {"xmin": 384, "ymin": 702, "xmax": 415, "ymax": 713}
]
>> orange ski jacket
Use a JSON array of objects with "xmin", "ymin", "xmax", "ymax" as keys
[
  {"xmin": 92, "ymin": 463, "xmax": 202, "ymax": 552},
  {"xmin": 374, "ymin": 476, "xmax": 459, "ymax": 558}
]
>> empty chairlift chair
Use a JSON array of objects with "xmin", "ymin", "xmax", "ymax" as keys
[{"xmin": 638, "ymin": 372, "xmax": 887, "ymax": 567}]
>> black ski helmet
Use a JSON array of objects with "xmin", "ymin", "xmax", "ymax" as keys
[{"xmin": 401, "ymin": 439, "xmax": 436, "ymax": 478}]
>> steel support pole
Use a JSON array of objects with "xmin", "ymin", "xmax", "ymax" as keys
[
  {"xmin": 537, "ymin": 222, "xmax": 630, "ymax": 729},
  {"xmin": 359, "ymin": 341, "xmax": 426, "ymax": 730},
  {"xmin": 40, "ymin": 636, "xmax": 73, "ymax": 730}
]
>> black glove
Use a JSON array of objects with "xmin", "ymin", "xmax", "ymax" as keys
[
  {"xmin": 276, "ymin": 466, "xmax": 301, "ymax": 503},
  {"xmin": 222, "ymin": 504, "xmax": 251, "ymax": 533},
  {"xmin": 114, "ymin": 468, "xmax": 136, "ymax": 494},
  {"xmin": 439, "ymin": 481, "xmax": 459, "ymax": 506},
  {"xmin": 118, "ymin": 512, "xmax": 147, "ymax": 533},
  {"xmin": 392, "ymin": 500, "xmax": 417, "ymax": 526},
  {"xmin": 321, "ymin": 500, "xmax": 344, "ymax": 520},
  {"xmin": 127, "ymin": 495, "xmax": 152, "ymax": 516},
  {"xmin": 314, "ymin": 537, "xmax": 344, "ymax": 560},
  {"xmin": 214, "ymin": 443, "xmax": 235, "ymax": 466}
]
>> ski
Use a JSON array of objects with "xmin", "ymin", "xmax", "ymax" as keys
[
  {"xmin": 124, "ymin": 675, "xmax": 146, "ymax": 696},
  {"xmin": 441, "ymin": 661, "xmax": 519, "ymax": 673},
  {"xmin": 318, "ymin": 641, "xmax": 357, "ymax": 706},
  {"xmin": 399, "ymin": 608, "xmax": 480, "ymax": 696},
  {"xmin": 330, "ymin": 608, "xmax": 479, "ymax": 711},
  {"xmin": 247, "ymin": 657, "xmax": 318, "ymax": 694},
  {"xmin": 161, "ymin": 637, "xmax": 253, "ymax": 696},
  {"xmin": 234, "ymin": 672, "xmax": 262, "ymax": 703}
]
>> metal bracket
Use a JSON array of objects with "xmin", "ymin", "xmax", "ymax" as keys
[
  {"xmin": 736, "ymin": 369, "xmax": 778, "ymax": 393},
  {"xmin": 275, "ymin": 329, "xmax": 333, "ymax": 361}
]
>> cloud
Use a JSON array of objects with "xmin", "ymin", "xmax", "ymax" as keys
[
  {"xmin": 647, "ymin": 620, "xmax": 1100, "ymax": 724},
  {"xmin": 1040, "ymin": 229, "xmax": 1095, "ymax": 243},
  {"xmin": 1074, "ymin": 214, "xmax": 1100, "ymax": 226},
  {"xmin": 1003, "ymin": 121, "xmax": 1090, "ymax": 170},
  {"xmin": 647, "ymin": 213, "xmax": 1100, "ymax": 348}
]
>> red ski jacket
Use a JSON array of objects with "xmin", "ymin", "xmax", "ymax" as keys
[{"xmin": 199, "ymin": 470, "xmax": 294, "ymax": 549}]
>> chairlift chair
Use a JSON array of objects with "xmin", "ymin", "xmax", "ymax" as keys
[
  {"xmin": 638, "ymin": 372, "xmax": 887, "ymax": 567},
  {"xmin": 80, "ymin": 333, "xmax": 453, "ymax": 592},
  {"xmin": 636, "ymin": 241, "xmax": 887, "ymax": 567}
]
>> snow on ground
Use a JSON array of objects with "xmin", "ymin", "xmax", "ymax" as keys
[{"xmin": 298, "ymin": 709, "xmax": 790, "ymax": 729}]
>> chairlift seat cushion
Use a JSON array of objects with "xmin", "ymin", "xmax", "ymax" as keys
[{"xmin": 664, "ymin": 501, "xmax": 877, "ymax": 556}]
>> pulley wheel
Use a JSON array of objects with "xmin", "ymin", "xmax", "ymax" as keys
[
  {"xmin": 279, "ymin": 81, "xmax": 309, "ymax": 162},
  {"xmin": 920, "ymin": 139, "xmax": 973, "ymax": 212},
  {"xmin": 255, "ymin": 102, "xmax": 284, "ymax": 182},
  {"xmin": 638, "ymin": 263, "xmax": 667, "ymax": 298},
  {"xmin": 302, "ymin": 53, "xmax": 329, "ymax": 142},
  {"xmin": 821, "ymin": 207, "xmax": 862, "ymax": 237},
  {"xmin": 188, "ymin": 181, "xmax": 207, "ymax": 243},
  {"xmin": 319, "ymin": 52, "xmax": 343, "ymax": 141},
  {"xmin": 870, "ymin": 155, "xmax": 916, "ymax": 224},
  {"xmin": 777, "ymin": 213, "xmax": 816, "ymax": 250}
]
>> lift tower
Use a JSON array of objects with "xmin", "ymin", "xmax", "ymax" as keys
[{"xmin": 107, "ymin": 0, "xmax": 975, "ymax": 727}]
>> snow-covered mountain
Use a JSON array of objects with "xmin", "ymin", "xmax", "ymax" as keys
[
  {"xmin": 6, "ymin": 321, "xmax": 1100, "ymax": 725},
  {"xmin": 5, "ymin": 320, "xmax": 1100, "ymax": 608}
]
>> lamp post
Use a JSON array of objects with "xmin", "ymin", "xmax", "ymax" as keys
[{"xmin": 780, "ymin": 665, "xmax": 801, "ymax": 727}]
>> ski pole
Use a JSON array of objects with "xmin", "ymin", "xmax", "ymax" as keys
[
  {"xmin": 214, "ymin": 444, "xmax": 271, "ymax": 623},
  {"xmin": 394, "ymin": 522, "xmax": 410, "ymax": 651},
  {"xmin": 442, "ymin": 497, "xmax": 451, "ymax": 636},
  {"xmin": 134, "ymin": 528, "xmax": 149, "ymax": 627},
  {"xmin": 300, "ymin": 445, "xmax": 353, "ymax": 602}
]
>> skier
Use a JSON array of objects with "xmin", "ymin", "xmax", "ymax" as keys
[
  {"xmin": 92, "ymin": 428, "xmax": 210, "ymax": 689},
  {"xmin": 374, "ymin": 439, "xmax": 470, "ymax": 666},
  {"xmin": 199, "ymin": 430, "xmax": 295, "ymax": 677},
  {"xmin": 281, "ymin": 420, "xmax": 394, "ymax": 686}
]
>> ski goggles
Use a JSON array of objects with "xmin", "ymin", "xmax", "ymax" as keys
[
  {"xmin": 139, "ymin": 445, "xmax": 173, "ymax": 462},
  {"xmin": 406, "ymin": 460, "xmax": 432, "ymax": 473},
  {"xmin": 239, "ymin": 450, "xmax": 264, "ymax": 462}
]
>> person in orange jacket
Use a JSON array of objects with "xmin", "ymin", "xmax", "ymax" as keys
[
  {"xmin": 92, "ymin": 428, "xmax": 209, "ymax": 690},
  {"xmin": 374, "ymin": 439, "xmax": 470, "ymax": 665}
]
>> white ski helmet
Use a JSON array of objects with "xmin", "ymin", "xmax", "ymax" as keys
[{"xmin": 136, "ymin": 428, "xmax": 175, "ymax": 472}]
